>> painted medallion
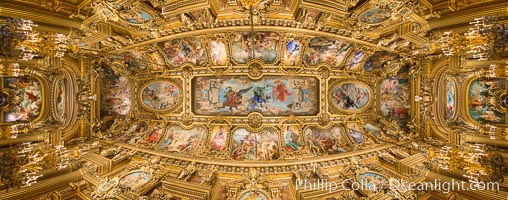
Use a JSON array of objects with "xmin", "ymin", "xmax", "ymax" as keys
[
  {"xmin": 359, "ymin": 8, "xmax": 391, "ymax": 24},
  {"xmin": 330, "ymin": 82, "xmax": 371, "ymax": 111},
  {"xmin": 141, "ymin": 81, "xmax": 180, "ymax": 111},
  {"xmin": 119, "ymin": 171, "xmax": 152, "ymax": 189}
]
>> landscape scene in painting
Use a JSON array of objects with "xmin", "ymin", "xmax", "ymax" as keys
[
  {"xmin": 193, "ymin": 76, "xmax": 318, "ymax": 116},
  {"xmin": 100, "ymin": 66, "xmax": 131, "ymax": 118},
  {"xmin": 330, "ymin": 82, "xmax": 370, "ymax": 111},
  {"xmin": 380, "ymin": 77, "xmax": 410, "ymax": 129},
  {"xmin": 3, "ymin": 77, "xmax": 43, "ymax": 122},
  {"xmin": 359, "ymin": 8, "xmax": 391, "ymax": 24},
  {"xmin": 159, "ymin": 38, "xmax": 207, "ymax": 67},
  {"xmin": 363, "ymin": 51, "xmax": 399, "ymax": 71},
  {"xmin": 231, "ymin": 32, "xmax": 280, "ymax": 64},
  {"xmin": 446, "ymin": 80, "xmax": 455, "ymax": 119},
  {"xmin": 282, "ymin": 38, "xmax": 301, "ymax": 65},
  {"xmin": 231, "ymin": 128, "xmax": 280, "ymax": 161},
  {"xmin": 304, "ymin": 126, "xmax": 352, "ymax": 156},
  {"xmin": 468, "ymin": 78, "xmax": 506, "ymax": 123},
  {"xmin": 159, "ymin": 126, "xmax": 206, "ymax": 155},
  {"xmin": 303, "ymin": 37, "xmax": 352, "ymax": 67},
  {"xmin": 141, "ymin": 81, "xmax": 180, "ymax": 111}
]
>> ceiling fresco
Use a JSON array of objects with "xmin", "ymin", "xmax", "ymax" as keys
[{"xmin": 90, "ymin": 29, "xmax": 417, "ymax": 164}]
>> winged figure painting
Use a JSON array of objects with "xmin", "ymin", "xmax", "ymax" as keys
[{"xmin": 220, "ymin": 86, "xmax": 252, "ymax": 112}]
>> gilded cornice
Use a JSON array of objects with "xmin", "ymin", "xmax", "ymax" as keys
[
  {"xmin": 109, "ymin": 26, "xmax": 394, "ymax": 54},
  {"xmin": 106, "ymin": 140, "xmax": 399, "ymax": 168},
  {"xmin": 300, "ymin": 0, "xmax": 348, "ymax": 17},
  {"xmin": 428, "ymin": 1, "xmax": 507, "ymax": 30},
  {"xmin": 0, "ymin": 1, "xmax": 83, "ymax": 29}
]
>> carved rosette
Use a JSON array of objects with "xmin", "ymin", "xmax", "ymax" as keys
[
  {"xmin": 181, "ymin": 65, "xmax": 193, "ymax": 79},
  {"xmin": 318, "ymin": 66, "xmax": 330, "ymax": 79},
  {"xmin": 317, "ymin": 113, "xmax": 330, "ymax": 127},
  {"xmin": 182, "ymin": 113, "xmax": 193, "ymax": 126},
  {"xmin": 248, "ymin": 62, "xmax": 263, "ymax": 79},
  {"xmin": 247, "ymin": 113, "xmax": 263, "ymax": 129}
]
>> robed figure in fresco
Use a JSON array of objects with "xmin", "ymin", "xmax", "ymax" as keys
[
  {"xmin": 249, "ymin": 87, "xmax": 267, "ymax": 110},
  {"xmin": 147, "ymin": 126, "xmax": 162, "ymax": 143},
  {"xmin": 273, "ymin": 80, "xmax": 291, "ymax": 102},
  {"xmin": 285, "ymin": 127, "xmax": 301, "ymax": 152},
  {"xmin": 210, "ymin": 126, "xmax": 226, "ymax": 152}
]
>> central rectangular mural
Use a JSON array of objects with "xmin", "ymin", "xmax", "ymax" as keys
[{"xmin": 193, "ymin": 76, "xmax": 319, "ymax": 116}]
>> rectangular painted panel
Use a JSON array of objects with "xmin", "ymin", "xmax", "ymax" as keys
[{"xmin": 193, "ymin": 76, "xmax": 319, "ymax": 116}]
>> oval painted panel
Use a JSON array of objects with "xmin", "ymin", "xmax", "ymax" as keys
[
  {"xmin": 446, "ymin": 80, "xmax": 455, "ymax": 119},
  {"xmin": 330, "ymin": 82, "xmax": 371, "ymax": 111},
  {"xmin": 55, "ymin": 78, "xmax": 66, "ymax": 119},
  {"xmin": 119, "ymin": 171, "xmax": 152, "ymax": 188},
  {"xmin": 357, "ymin": 172, "xmax": 388, "ymax": 191},
  {"xmin": 239, "ymin": 191, "xmax": 268, "ymax": 200},
  {"xmin": 141, "ymin": 81, "xmax": 181, "ymax": 111},
  {"xmin": 359, "ymin": 8, "xmax": 391, "ymax": 24}
]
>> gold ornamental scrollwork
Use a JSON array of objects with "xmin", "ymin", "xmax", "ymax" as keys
[{"xmin": 208, "ymin": 63, "xmax": 233, "ymax": 76}]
